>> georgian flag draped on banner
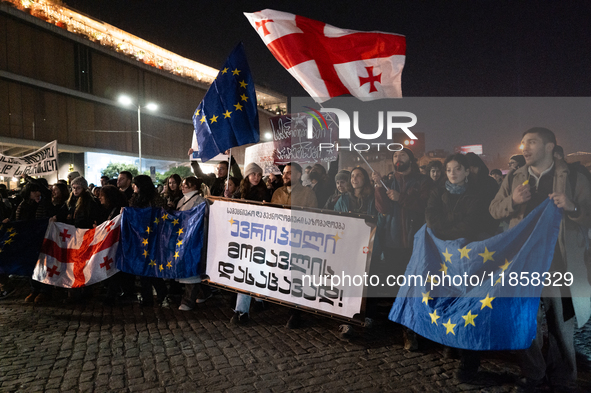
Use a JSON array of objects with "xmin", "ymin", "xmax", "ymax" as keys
[
  {"xmin": 33, "ymin": 216, "xmax": 121, "ymax": 288},
  {"xmin": 244, "ymin": 9, "xmax": 406, "ymax": 102},
  {"xmin": 389, "ymin": 199, "xmax": 562, "ymax": 351}
]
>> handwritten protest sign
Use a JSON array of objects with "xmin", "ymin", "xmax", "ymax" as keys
[
  {"xmin": 0, "ymin": 141, "xmax": 58, "ymax": 177},
  {"xmin": 270, "ymin": 113, "xmax": 338, "ymax": 165},
  {"xmin": 244, "ymin": 142, "xmax": 281, "ymax": 176},
  {"xmin": 205, "ymin": 200, "xmax": 373, "ymax": 319}
]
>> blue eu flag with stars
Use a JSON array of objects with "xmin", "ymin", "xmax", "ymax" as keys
[
  {"xmin": 389, "ymin": 199, "xmax": 562, "ymax": 350},
  {"xmin": 192, "ymin": 42, "xmax": 260, "ymax": 162},
  {"xmin": 116, "ymin": 203, "xmax": 207, "ymax": 279}
]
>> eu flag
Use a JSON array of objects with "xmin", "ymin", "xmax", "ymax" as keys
[
  {"xmin": 116, "ymin": 203, "xmax": 207, "ymax": 279},
  {"xmin": 192, "ymin": 42, "xmax": 260, "ymax": 162},
  {"xmin": 0, "ymin": 218, "xmax": 49, "ymax": 276},
  {"xmin": 389, "ymin": 199, "xmax": 562, "ymax": 350}
]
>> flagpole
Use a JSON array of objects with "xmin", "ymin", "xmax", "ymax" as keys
[
  {"xmin": 318, "ymin": 104, "xmax": 389, "ymax": 190},
  {"xmin": 226, "ymin": 148, "xmax": 231, "ymax": 190}
]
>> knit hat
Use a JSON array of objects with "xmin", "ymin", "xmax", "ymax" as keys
[
  {"xmin": 401, "ymin": 147, "xmax": 416, "ymax": 162},
  {"xmin": 244, "ymin": 162, "xmax": 263, "ymax": 178},
  {"xmin": 335, "ymin": 170, "xmax": 351, "ymax": 182}
]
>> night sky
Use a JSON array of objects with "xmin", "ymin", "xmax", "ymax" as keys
[{"xmin": 63, "ymin": 0, "xmax": 591, "ymax": 158}]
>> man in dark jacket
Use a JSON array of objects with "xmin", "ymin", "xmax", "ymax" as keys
[
  {"xmin": 117, "ymin": 171, "xmax": 134, "ymax": 201},
  {"xmin": 371, "ymin": 148, "xmax": 433, "ymax": 350},
  {"xmin": 188, "ymin": 149, "xmax": 242, "ymax": 196}
]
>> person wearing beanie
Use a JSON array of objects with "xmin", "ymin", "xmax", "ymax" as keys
[
  {"xmin": 244, "ymin": 162, "xmax": 263, "ymax": 179},
  {"xmin": 323, "ymin": 169, "xmax": 351, "ymax": 210},
  {"xmin": 239, "ymin": 162, "xmax": 271, "ymax": 202},
  {"xmin": 230, "ymin": 161, "xmax": 271, "ymax": 326}
]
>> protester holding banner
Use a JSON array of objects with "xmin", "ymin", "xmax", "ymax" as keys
[
  {"xmin": 425, "ymin": 153, "xmax": 493, "ymax": 381},
  {"xmin": 230, "ymin": 163, "xmax": 271, "ymax": 324},
  {"xmin": 425, "ymin": 154, "xmax": 485, "ymax": 241},
  {"xmin": 269, "ymin": 162, "xmax": 319, "ymax": 328},
  {"xmin": 17, "ymin": 181, "xmax": 54, "ymax": 304},
  {"xmin": 98, "ymin": 185, "xmax": 134, "ymax": 305},
  {"xmin": 164, "ymin": 174, "xmax": 183, "ymax": 210},
  {"xmin": 324, "ymin": 170, "xmax": 351, "ymax": 211},
  {"xmin": 334, "ymin": 167, "xmax": 376, "ymax": 215},
  {"xmin": 129, "ymin": 175, "xmax": 170, "ymax": 308},
  {"xmin": 59, "ymin": 176, "xmax": 102, "ymax": 303},
  {"xmin": 239, "ymin": 163, "xmax": 271, "ymax": 203},
  {"xmin": 308, "ymin": 163, "xmax": 336, "ymax": 208},
  {"xmin": 176, "ymin": 176, "xmax": 210, "ymax": 311},
  {"xmin": 223, "ymin": 177, "xmax": 240, "ymax": 199},
  {"xmin": 489, "ymin": 128, "xmax": 591, "ymax": 390},
  {"xmin": 271, "ymin": 163, "xmax": 318, "ymax": 208},
  {"xmin": 63, "ymin": 177, "xmax": 101, "ymax": 230}
]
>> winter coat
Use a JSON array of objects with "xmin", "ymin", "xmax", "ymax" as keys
[
  {"xmin": 489, "ymin": 159, "xmax": 591, "ymax": 327},
  {"xmin": 271, "ymin": 182, "xmax": 318, "ymax": 208},
  {"xmin": 375, "ymin": 170, "xmax": 433, "ymax": 249},
  {"xmin": 425, "ymin": 184, "xmax": 485, "ymax": 241}
]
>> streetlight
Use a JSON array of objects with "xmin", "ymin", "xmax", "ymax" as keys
[{"xmin": 118, "ymin": 95, "xmax": 158, "ymax": 171}]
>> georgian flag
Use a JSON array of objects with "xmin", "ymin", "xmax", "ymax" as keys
[
  {"xmin": 244, "ymin": 9, "xmax": 406, "ymax": 102},
  {"xmin": 33, "ymin": 216, "xmax": 121, "ymax": 288}
]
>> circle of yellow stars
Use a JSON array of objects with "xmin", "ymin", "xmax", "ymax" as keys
[
  {"xmin": 141, "ymin": 211, "xmax": 185, "ymax": 273},
  {"xmin": 194, "ymin": 67, "xmax": 249, "ymax": 126},
  {"xmin": 422, "ymin": 244, "xmax": 504, "ymax": 335}
]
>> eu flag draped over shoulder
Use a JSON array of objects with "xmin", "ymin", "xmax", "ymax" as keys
[
  {"xmin": 116, "ymin": 203, "xmax": 207, "ymax": 278},
  {"xmin": 192, "ymin": 43, "xmax": 259, "ymax": 162},
  {"xmin": 389, "ymin": 199, "xmax": 562, "ymax": 351},
  {"xmin": 0, "ymin": 219, "xmax": 49, "ymax": 276}
]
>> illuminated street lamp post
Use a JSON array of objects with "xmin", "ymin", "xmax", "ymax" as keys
[{"xmin": 118, "ymin": 95, "xmax": 158, "ymax": 172}]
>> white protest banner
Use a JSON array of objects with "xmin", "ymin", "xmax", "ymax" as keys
[
  {"xmin": 205, "ymin": 200, "xmax": 373, "ymax": 319},
  {"xmin": 244, "ymin": 142, "xmax": 281, "ymax": 176},
  {"xmin": 0, "ymin": 140, "xmax": 58, "ymax": 177}
]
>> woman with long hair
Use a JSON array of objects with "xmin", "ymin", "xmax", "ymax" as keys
[
  {"xmin": 64, "ymin": 176, "xmax": 101, "ymax": 229},
  {"xmin": 425, "ymin": 153, "xmax": 495, "ymax": 381},
  {"xmin": 128, "ymin": 175, "xmax": 169, "ymax": 308},
  {"xmin": 223, "ymin": 177, "xmax": 241, "ymax": 199},
  {"xmin": 61, "ymin": 176, "xmax": 101, "ymax": 304},
  {"xmin": 99, "ymin": 185, "xmax": 128, "ymax": 220},
  {"xmin": 48, "ymin": 182, "xmax": 69, "ymax": 220},
  {"xmin": 164, "ymin": 174, "xmax": 183, "ymax": 209},
  {"xmin": 334, "ymin": 167, "xmax": 376, "ymax": 215},
  {"xmin": 238, "ymin": 163, "xmax": 271, "ymax": 202}
]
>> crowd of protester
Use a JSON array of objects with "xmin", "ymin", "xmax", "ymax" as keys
[{"xmin": 0, "ymin": 128, "xmax": 590, "ymax": 390}]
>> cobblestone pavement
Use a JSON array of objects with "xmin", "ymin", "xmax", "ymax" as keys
[{"xmin": 1, "ymin": 278, "xmax": 591, "ymax": 393}]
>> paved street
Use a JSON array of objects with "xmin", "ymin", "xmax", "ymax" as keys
[{"xmin": 1, "ymin": 278, "xmax": 591, "ymax": 392}]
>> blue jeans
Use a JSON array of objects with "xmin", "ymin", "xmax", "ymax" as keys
[{"xmin": 234, "ymin": 294, "xmax": 262, "ymax": 314}]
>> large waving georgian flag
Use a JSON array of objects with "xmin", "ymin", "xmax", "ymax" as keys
[
  {"xmin": 244, "ymin": 9, "xmax": 406, "ymax": 102},
  {"xmin": 33, "ymin": 216, "xmax": 121, "ymax": 288}
]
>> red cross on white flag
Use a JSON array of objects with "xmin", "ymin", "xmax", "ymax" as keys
[
  {"xmin": 244, "ymin": 9, "xmax": 406, "ymax": 102},
  {"xmin": 32, "ymin": 215, "xmax": 122, "ymax": 288}
]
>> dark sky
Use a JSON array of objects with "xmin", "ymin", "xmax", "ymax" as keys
[{"xmin": 64, "ymin": 0, "xmax": 591, "ymax": 157}]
